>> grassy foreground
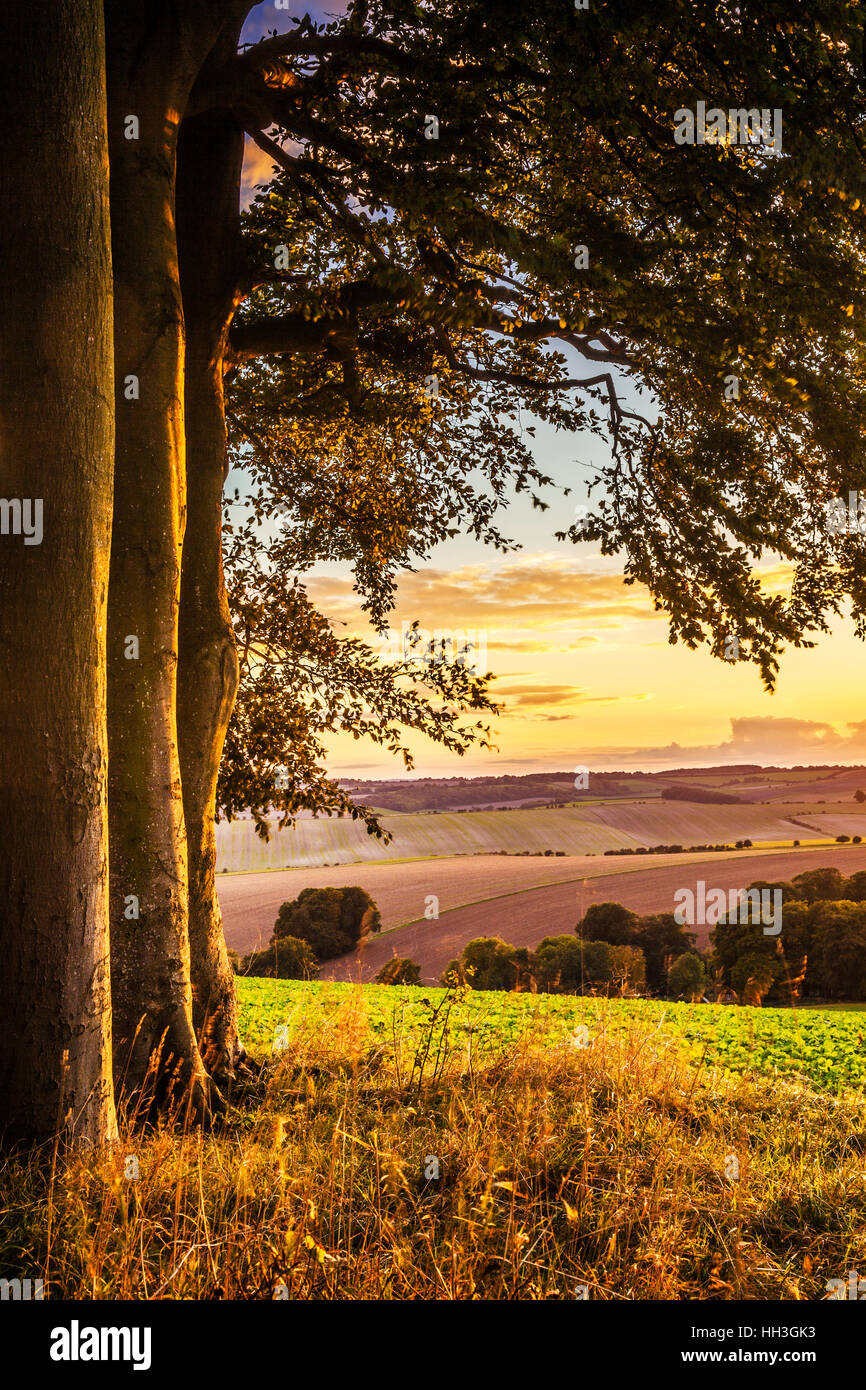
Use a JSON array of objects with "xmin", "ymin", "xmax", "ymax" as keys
[
  {"xmin": 240, "ymin": 978, "xmax": 866, "ymax": 1092},
  {"xmin": 2, "ymin": 981, "xmax": 866, "ymax": 1299}
]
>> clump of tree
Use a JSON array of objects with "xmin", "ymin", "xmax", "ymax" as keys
[
  {"xmin": 667, "ymin": 953, "xmax": 706, "ymax": 1003},
  {"xmin": 441, "ymin": 938, "xmax": 534, "ymax": 992},
  {"xmin": 273, "ymin": 887, "xmax": 381, "ymax": 962},
  {"xmin": 632, "ymin": 914, "xmax": 697, "ymax": 995},
  {"xmin": 576, "ymin": 902, "xmax": 640, "ymax": 945},
  {"xmin": 532, "ymin": 936, "xmax": 588, "ymax": 993},
  {"xmin": 238, "ymin": 861, "xmax": 866, "ymax": 1008},
  {"xmin": 375, "ymin": 958, "xmax": 421, "ymax": 986},
  {"xmin": 534, "ymin": 936, "xmax": 645, "ymax": 996},
  {"xmin": 441, "ymin": 933, "xmax": 644, "ymax": 996},
  {"xmin": 749, "ymin": 866, "xmax": 866, "ymax": 906},
  {"xmin": 711, "ymin": 879, "xmax": 866, "ymax": 1004},
  {"xmin": 796, "ymin": 902, "xmax": 866, "ymax": 1000},
  {"xmin": 241, "ymin": 937, "xmax": 319, "ymax": 980},
  {"xmin": 729, "ymin": 951, "xmax": 779, "ymax": 1007},
  {"xmin": 576, "ymin": 903, "xmax": 695, "ymax": 996}
]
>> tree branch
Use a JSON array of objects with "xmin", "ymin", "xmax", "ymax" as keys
[{"xmin": 229, "ymin": 312, "xmax": 353, "ymax": 360}]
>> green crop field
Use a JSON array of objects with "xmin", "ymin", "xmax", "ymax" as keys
[
  {"xmin": 237, "ymin": 977, "xmax": 866, "ymax": 1094},
  {"xmin": 216, "ymin": 798, "xmax": 850, "ymax": 871}
]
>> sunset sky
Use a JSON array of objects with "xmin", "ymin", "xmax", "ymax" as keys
[
  {"xmin": 236, "ymin": 2, "xmax": 866, "ymax": 780},
  {"xmin": 297, "ymin": 443, "xmax": 866, "ymax": 779}
]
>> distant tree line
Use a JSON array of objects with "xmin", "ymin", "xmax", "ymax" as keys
[
  {"xmin": 604, "ymin": 840, "xmax": 753, "ymax": 856},
  {"xmin": 407, "ymin": 865, "xmax": 866, "ymax": 1006},
  {"xmin": 235, "ymin": 865, "xmax": 866, "ymax": 1008},
  {"xmin": 437, "ymin": 901, "xmax": 693, "ymax": 998}
]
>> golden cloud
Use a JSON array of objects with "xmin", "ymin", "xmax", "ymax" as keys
[
  {"xmin": 497, "ymin": 682, "xmax": 649, "ymax": 709},
  {"xmin": 305, "ymin": 553, "xmax": 659, "ymax": 645}
]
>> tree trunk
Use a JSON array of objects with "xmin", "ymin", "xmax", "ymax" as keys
[
  {"xmin": 105, "ymin": 4, "xmax": 234, "ymax": 1117},
  {"xmin": 177, "ymin": 96, "xmax": 245, "ymax": 1081},
  {"xmin": 0, "ymin": 2, "xmax": 117, "ymax": 1148}
]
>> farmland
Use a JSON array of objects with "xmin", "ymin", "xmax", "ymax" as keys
[
  {"xmin": 237, "ymin": 976, "xmax": 866, "ymax": 1093},
  {"xmin": 346, "ymin": 763, "xmax": 866, "ymax": 812},
  {"xmin": 219, "ymin": 843, "xmax": 866, "ymax": 971},
  {"xmin": 219, "ymin": 851, "xmax": 615, "ymax": 955},
  {"xmin": 215, "ymin": 795, "xmax": 866, "ymax": 872}
]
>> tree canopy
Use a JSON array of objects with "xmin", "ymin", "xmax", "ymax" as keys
[{"xmin": 217, "ymin": 0, "xmax": 866, "ymax": 837}]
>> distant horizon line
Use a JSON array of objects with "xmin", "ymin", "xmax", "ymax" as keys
[{"xmin": 336, "ymin": 761, "xmax": 866, "ymax": 785}]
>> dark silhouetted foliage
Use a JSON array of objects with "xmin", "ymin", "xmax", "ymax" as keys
[
  {"xmin": 668, "ymin": 952, "xmax": 706, "ymax": 1002},
  {"xmin": 242, "ymin": 936, "xmax": 319, "ymax": 980},
  {"xmin": 274, "ymin": 886, "xmax": 381, "ymax": 961},
  {"xmin": 441, "ymin": 937, "xmax": 533, "ymax": 992},
  {"xmin": 375, "ymin": 957, "xmax": 421, "ymax": 986},
  {"xmin": 577, "ymin": 901, "xmax": 640, "ymax": 945}
]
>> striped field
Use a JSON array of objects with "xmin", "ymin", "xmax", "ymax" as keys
[{"xmin": 215, "ymin": 799, "xmax": 859, "ymax": 873}]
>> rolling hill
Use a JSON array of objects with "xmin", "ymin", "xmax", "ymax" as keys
[
  {"xmin": 219, "ymin": 843, "xmax": 866, "ymax": 981},
  {"xmin": 215, "ymin": 797, "xmax": 863, "ymax": 873}
]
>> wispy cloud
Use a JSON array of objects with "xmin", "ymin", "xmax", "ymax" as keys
[
  {"xmin": 306, "ymin": 553, "xmax": 658, "ymax": 645},
  {"xmin": 497, "ymin": 681, "xmax": 649, "ymax": 710}
]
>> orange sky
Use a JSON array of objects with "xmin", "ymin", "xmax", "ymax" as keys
[{"xmin": 304, "ymin": 544, "xmax": 866, "ymax": 778}]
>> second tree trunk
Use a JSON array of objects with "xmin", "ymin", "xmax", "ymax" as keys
[{"xmin": 177, "ymin": 96, "xmax": 246, "ymax": 1082}]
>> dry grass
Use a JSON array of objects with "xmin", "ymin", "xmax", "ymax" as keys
[{"xmin": 2, "ymin": 989, "xmax": 866, "ymax": 1299}]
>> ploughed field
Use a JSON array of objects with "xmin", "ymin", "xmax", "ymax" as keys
[
  {"xmin": 219, "ymin": 844, "xmax": 866, "ymax": 978},
  {"xmin": 215, "ymin": 797, "xmax": 866, "ymax": 872},
  {"xmin": 237, "ymin": 977, "xmax": 866, "ymax": 1094}
]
